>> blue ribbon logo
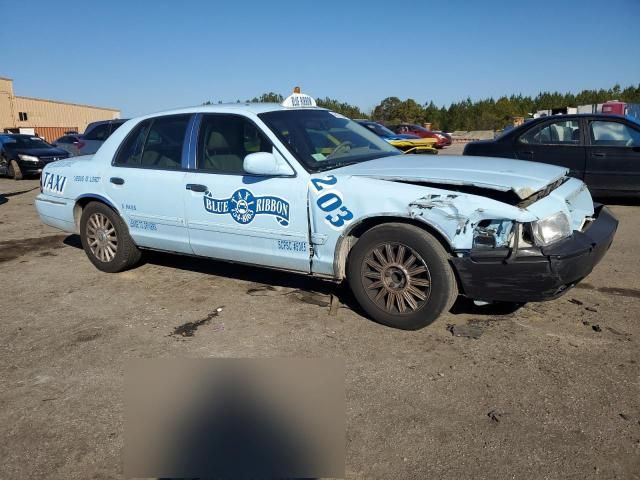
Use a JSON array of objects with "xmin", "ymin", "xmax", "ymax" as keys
[{"xmin": 204, "ymin": 188, "xmax": 290, "ymax": 226}]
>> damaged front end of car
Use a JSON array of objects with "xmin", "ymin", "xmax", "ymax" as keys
[{"xmin": 405, "ymin": 177, "xmax": 618, "ymax": 304}]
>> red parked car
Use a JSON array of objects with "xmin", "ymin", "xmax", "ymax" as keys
[{"xmin": 393, "ymin": 124, "xmax": 452, "ymax": 148}]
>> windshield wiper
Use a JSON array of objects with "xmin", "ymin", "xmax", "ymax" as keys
[{"xmin": 314, "ymin": 160, "xmax": 361, "ymax": 172}]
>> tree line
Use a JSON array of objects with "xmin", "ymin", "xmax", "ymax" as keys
[{"xmin": 204, "ymin": 84, "xmax": 640, "ymax": 131}]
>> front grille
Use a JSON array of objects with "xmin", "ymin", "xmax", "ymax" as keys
[{"xmin": 40, "ymin": 156, "xmax": 65, "ymax": 163}]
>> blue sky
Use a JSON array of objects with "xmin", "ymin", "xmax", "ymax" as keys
[{"xmin": 2, "ymin": 0, "xmax": 639, "ymax": 117}]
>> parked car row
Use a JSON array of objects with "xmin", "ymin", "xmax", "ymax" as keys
[
  {"xmin": 392, "ymin": 123, "xmax": 452, "ymax": 148},
  {"xmin": 1, "ymin": 119, "xmax": 129, "ymax": 179},
  {"xmin": 355, "ymin": 120, "xmax": 438, "ymax": 154},
  {"xmin": 0, "ymin": 134, "xmax": 70, "ymax": 180}
]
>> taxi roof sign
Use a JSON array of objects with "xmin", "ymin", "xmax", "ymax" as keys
[{"xmin": 281, "ymin": 87, "xmax": 317, "ymax": 108}]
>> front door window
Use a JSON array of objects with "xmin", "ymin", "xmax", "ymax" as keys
[{"xmin": 519, "ymin": 120, "xmax": 581, "ymax": 145}]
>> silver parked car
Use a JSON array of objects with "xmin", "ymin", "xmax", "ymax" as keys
[
  {"xmin": 78, "ymin": 119, "xmax": 128, "ymax": 155},
  {"xmin": 52, "ymin": 134, "xmax": 84, "ymax": 157}
]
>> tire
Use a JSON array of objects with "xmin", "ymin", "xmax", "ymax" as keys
[
  {"xmin": 80, "ymin": 202, "xmax": 142, "ymax": 273},
  {"xmin": 347, "ymin": 223, "xmax": 458, "ymax": 330},
  {"xmin": 8, "ymin": 160, "xmax": 23, "ymax": 180}
]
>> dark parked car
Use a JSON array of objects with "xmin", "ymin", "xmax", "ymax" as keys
[
  {"xmin": 392, "ymin": 123, "xmax": 452, "ymax": 148},
  {"xmin": 78, "ymin": 119, "xmax": 128, "ymax": 155},
  {"xmin": 0, "ymin": 134, "xmax": 69, "ymax": 180},
  {"xmin": 52, "ymin": 134, "xmax": 84, "ymax": 157},
  {"xmin": 463, "ymin": 114, "xmax": 640, "ymax": 195}
]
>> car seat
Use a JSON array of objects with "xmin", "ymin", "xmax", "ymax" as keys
[
  {"xmin": 571, "ymin": 128, "xmax": 580, "ymax": 142},
  {"xmin": 203, "ymin": 130, "xmax": 244, "ymax": 173}
]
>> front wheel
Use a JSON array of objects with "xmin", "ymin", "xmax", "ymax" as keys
[
  {"xmin": 8, "ymin": 160, "xmax": 23, "ymax": 180},
  {"xmin": 347, "ymin": 223, "xmax": 458, "ymax": 330},
  {"xmin": 80, "ymin": 202, "xmax": 141, "ymax": 273}
]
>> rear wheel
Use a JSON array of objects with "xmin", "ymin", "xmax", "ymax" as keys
[
  {"xmin": 347, "ymin": 223, "xmax": 458, "ymax": 330},
  {"xmin": 80, "ymin": 202, "xmax": 141, "ymax": 272},
  {"xmin": 8, "ymin": 160, "xmax": 23, "ymax": 180}
]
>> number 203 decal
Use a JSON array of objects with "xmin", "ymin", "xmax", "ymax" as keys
[{"xmin": 310, "ymin": 175, "xmax": 354, "ymax": 228}]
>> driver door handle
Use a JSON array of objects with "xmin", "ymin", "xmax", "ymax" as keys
[
  {"xmin": 592, "ymin": 153, "xmax": 607, "ymax": 158},
  {"xmin": 186, "ymin": 184, "xmax": 207, "ymax": 192}
]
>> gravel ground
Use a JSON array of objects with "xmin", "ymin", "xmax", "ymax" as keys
[{"xmin": 1, "ymin": 171, "xmax": 638, "ymax": 479}]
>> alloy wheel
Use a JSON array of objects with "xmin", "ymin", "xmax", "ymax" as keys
[
  {"xmin": 361, "ymin": 242, "xmax": 432, "ymax": 314},
  {"xmin": 86, "ymin": 212, "xmax": 118, "ymax": 262}
]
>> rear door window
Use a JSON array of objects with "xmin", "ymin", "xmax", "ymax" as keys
[
  {"xmin": 140, "ymin": 115, "xmax": 190, "ymax": 169},
  {"xmin": 589, "ymin": 120, "xmax": 640, "ymax": 147},
  {"xmin": 114, "ymin": 116, "xmax": 190, "ymax": 169},
  {"xmin": 113, "ymin": 115, "xmax": 190, "ymax": 169}
]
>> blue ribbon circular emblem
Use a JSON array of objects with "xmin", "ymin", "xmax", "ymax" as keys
[{"xmin": 230, "ymin": 189, "xmax": 256, "ymax": 224}]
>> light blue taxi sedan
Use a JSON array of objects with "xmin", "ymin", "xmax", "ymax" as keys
[{"xmin": 35, "ymin": 90, "xmax": 618, "ymax": 329}]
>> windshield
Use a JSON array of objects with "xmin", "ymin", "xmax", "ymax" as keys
[
  {"xmin": 259, "ymin": 110, "xmax": 399, "ymax": 172},
  {"xmin": 1, "ymin": 135, "xmax": 52, "ymax": 149},
  {"xmin": 361, "ymin": 122, "xmax": 396, "ymax": 137}
]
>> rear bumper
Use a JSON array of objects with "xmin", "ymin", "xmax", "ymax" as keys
[{"xmin": 451, "ymin": 205, "xmax": 618, "ymax": 303}]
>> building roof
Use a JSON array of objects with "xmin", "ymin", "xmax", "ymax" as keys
[
  {"xmin": 0, "ymin": 76, "xmax": 13, "ymax": 81},
  {"xmin": 14, "ymin": 95, "xmax": 119, "ymax": 112}
]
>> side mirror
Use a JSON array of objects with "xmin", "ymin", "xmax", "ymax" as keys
[{"xmin": 243, "ymin": 151, "xmax": 294, "ymax": 176}]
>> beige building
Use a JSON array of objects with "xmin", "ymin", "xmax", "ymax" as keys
[{"xmin": 0, "ymin": 76, "xmax": 120, "ymax": 142}]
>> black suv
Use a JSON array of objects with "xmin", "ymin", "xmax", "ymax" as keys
[
  {"xmin": 78, "ymin": 119, "xmax": 128, "ymax": 155},
  {"xmin": 0, "ymin": 134, "xmax": 69, "ymax": 180}
]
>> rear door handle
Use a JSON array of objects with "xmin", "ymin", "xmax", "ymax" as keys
[
  {"xmin": 592, "ymin": 153, "xmax": 606, "ymax": 158},
  {"xmin": 186, "ymin": 184, "xmax": 207, "ymax": 192},
  {"xmin": 110, "ymin": 177, "xmax": 124, "ymax": 185}
]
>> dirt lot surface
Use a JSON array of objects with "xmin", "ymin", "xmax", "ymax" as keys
[{"xmin": 1, "ymin": 171, "xmax": 639, "ymax": 479}]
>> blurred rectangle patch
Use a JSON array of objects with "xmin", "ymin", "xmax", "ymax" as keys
[{"xmin": 124, "ymin": 358, "xmax": 345, "ymax": 478}]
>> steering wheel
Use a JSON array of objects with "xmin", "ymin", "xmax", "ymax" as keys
[{"xmin": 326, "ymin": 141, "xmax": 353, "ymax": 159}]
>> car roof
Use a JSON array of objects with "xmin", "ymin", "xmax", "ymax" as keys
[
  {"xmin": 0, "ymin": 133, "xmax": 40, "ymax": 138},
  {"xmin": 529, "ymin": 113, "xmax": 628, "ymax": 120},
  {"xmin": 134, "ymin": 103, "xmax": 328, "ymax": 122},
  {"xmin": 87, "ymin": 119, "xmax": 130, "ymax": 126}
]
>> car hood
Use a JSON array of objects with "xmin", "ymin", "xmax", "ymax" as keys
[
  {"xmin": 334, "ymin": 154, "xmax": 568, "ymax": 200},
  {"xmin": 10, "ymin": 147, "xmax": 68, "ymax": 157}
]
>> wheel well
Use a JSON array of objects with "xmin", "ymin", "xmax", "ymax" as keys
[
  {"xmin": 73, "ymin": 196, "xmax": 118, "ymax": 232},
  {"xmin": 333, "ymin": 216, "xmax": 453, "ymax": 280}
]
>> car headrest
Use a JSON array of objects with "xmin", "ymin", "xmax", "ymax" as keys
[{"xmin": 207, "ymin": 131, "xmax": 229, "ymax": 151}]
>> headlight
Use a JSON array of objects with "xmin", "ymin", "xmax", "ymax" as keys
[
  {"xmin": 18, "ymin": 154, "xmax": 39, "ymax": 162},
  {"xmin": 531, "ymin": 211, "xmax": 571, "ymax": 246},
  {"xmin": 473, "ymin": 219, "xmax": 515, "ymax": 249}
]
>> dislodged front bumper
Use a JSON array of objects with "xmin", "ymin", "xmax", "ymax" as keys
[{"xmin": 451, "ymin": 205, "xmax": 618, "ymax": 303}]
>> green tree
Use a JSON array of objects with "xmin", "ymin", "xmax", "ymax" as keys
[
  {"xmin": 249, "ymin": 92, "xmax": 284, "ymax": 103},
  {"xmin": 316, "ymin": 97, "xmax": 368, "ymax": 119}
]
